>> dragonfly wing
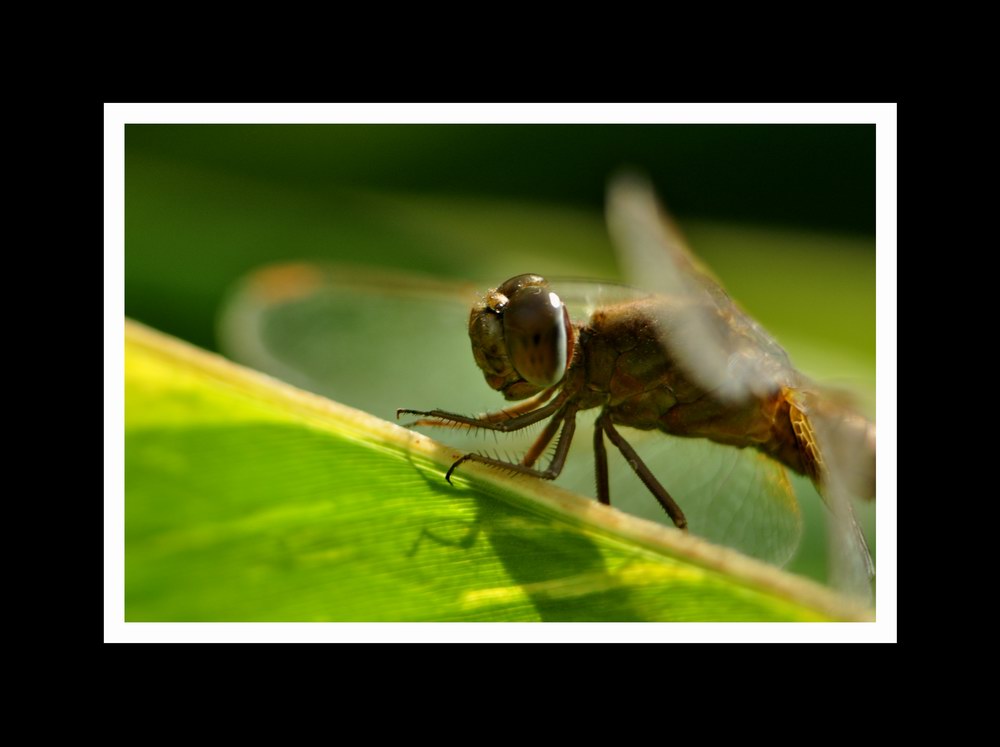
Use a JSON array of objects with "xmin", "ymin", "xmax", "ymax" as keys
[
  {"xmin": 590, "ymin": 428, "xmax": 803, "ymax": 566},
  {"xmin": 605, "ymin": 172, "xmax": 800, "ymax": 403},
  {"xmin": 787, "ymin": 385, "xmax": 876, "ymax": 600},
  {"xmin": 218, "ymin": 262, "xmax": 491, "ymax": 420}
]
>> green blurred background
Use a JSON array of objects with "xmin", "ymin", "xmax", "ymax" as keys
[
  {"xmin": 124, "ymin": 123, "xmax": 876, "ymax": 587},
  {"xmin": 125, "ymin": 124, "xmax": 874, "ymax": 352}
]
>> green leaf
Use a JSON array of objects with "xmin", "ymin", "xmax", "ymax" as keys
[{"xmin": 125, "ymin": 320, "xmax": 871, "ymax": 622}]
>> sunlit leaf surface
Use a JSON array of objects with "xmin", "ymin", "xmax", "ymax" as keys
[{"xmin": 125, "ymin": 320, "xmax": 871, "ymax": 621}]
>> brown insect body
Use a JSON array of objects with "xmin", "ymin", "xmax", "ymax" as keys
[
  {"xmin": 399, "ymin": 175, "xmax": 874, "ymax": 590},
  {"xmin": 567, "ymin": 296, "xmax": 810, "ymax": 481}
]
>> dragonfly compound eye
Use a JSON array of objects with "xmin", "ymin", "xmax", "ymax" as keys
[
  {"xmin": 468, "ymin": 304, "xmax": 509, "ymax": 379},
  {"xmin": 503, "ymin": 285, "xmax": 569, "ymax": 387}
]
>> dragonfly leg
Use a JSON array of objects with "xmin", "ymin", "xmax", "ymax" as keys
[
  {"xmin": 446, "ymin": 405, "xmax": 579, "ymax": 484},
  {"xmin": 596, "ymin": 411, "xmax": 687, "ymax": 530},
  {"xmin": 473, "ymin": 385, "xmax": 560, "ymax": 425},
  {"xmin": 397, "ymin": 391, "xmax": 566, "ymax": 434},
  {"xmin": 593, "ymin": 421, "xmax": 611, "ymax": 506}
]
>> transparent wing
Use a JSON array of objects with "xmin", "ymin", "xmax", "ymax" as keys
[
  {"xmin": 218, "ymin": 263, "xmax": 488, "ymax": 418},
  {"xmin": 606, "ymin": 172, "xmax": 800, "ymax": 403},
  {"xmin": 217, "ymin": 261, "xmax": 802, "ymax": 566},
  {"xmin": 577, "ymin": 426, "xmax": 803, "ymax": 566},
  {"xmin": 788, "ymin": 386, "xmax": 876, "ymax": 602}
]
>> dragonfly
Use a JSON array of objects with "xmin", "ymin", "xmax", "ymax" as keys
[{"xmin": 218, "ymin": 174, "xmax": 876, "ymax": 598}]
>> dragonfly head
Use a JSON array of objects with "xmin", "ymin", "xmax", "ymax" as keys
[{"xmin": 468, "ymin": 274, "xmax": 574, "ymax": 401}]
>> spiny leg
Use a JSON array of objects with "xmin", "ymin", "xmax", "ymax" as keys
[
  {"xmin": 596, "ymin": 412, "xmax": 687, "ymax": 530},
  {"xmin": 521, "ymin": 405, "xmax": 567, "ymax": 469},
  {"xmin": 472, "ymin": 385, "xmax": 561, "ymax": 425},
  {"xmin": 397, "ymin": 391, "xmax": 567, "ymax": 434},
  {"xmin": 446, "ymin": 405, "xmax": 579, "ymax": 484},
  {"xmin": 399, "ymin": 385, "xmax": 560, "ymax": 429}
]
